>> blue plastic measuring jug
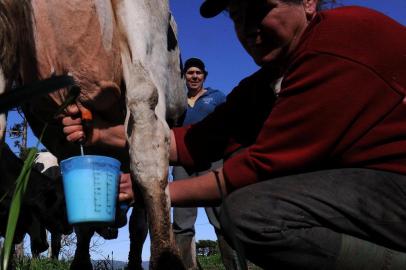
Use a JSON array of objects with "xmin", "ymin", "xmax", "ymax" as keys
[{"xmin": 60, "ymin": 155, "xmax": 121, "ymax": 224}]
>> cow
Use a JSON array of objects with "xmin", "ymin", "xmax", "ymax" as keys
[
  {"xmin": 0, "ymin": 1, "xmax": 186, "ymax": 269},
  {"xmin": 30, "ymin": 151, "xmax": 66, "ymax": 259},
  {"xmin": 0, "ymin": 144, "xmax": 72, "ymax": 256}
]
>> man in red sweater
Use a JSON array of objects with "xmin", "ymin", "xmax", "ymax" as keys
[{"xmin": 64, "ymin": 0, "xmax": 406, "ymax": 268}]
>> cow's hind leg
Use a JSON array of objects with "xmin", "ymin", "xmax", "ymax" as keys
[
  {"xmin": 70, "ymin": 225, "xmax": 94, "ymax": 270},
  {"xmin": 51, "ymin": 233, "xmax": 62, "ymax": 259},
  {"xmin": 28, "ymin": 215, "xmax": 49, "ymax": 257},
  {"xmin": 124, "ymin": 62, "xmax": 184, "ymax": 270},
  {"xmin": 128, "ymin": 204, "xmax": 148, "ymax": 270}
]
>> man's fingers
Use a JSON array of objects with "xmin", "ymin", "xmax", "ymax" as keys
[
  {"xmin": 119, "ymin": 192, "xmax": 130, "ymax": 200},
  {"xmin": 63, "ymin": 122, "xmax": 84, "ymax": 143},
  {"xmin": 65, "ymin": 104, "xmax": 80, "ymax": 115},
  {"xmin": 119, "ymin": 173, "xmax": 134, "ymax": 203},
  {"xmin": 119, "ymin": 181, "xmax": 131, "ymax": 187},
  {"xmin": 119, "ymin": 192, "xmax": 134, "ymax": 203},
  {"xmin": 66, "ymin": 131, "xmax": 85, "ymax": 142},
  {"xmin": 119, "ymin": 182, "xmax": 133, "ymax": 193},
  {"xmin": 63, "ymin": 124, "xmax": 82, "ymax": 132},
  {"xmin": 61, "ymin": 115, "xmax": 85, "ymax": 143},
  {"xmin": 62, "ymin": 116, "xmax": 82, "ymax": 126}
]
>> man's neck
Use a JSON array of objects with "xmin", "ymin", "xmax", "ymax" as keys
[
  {"xmin": 188, "ymin": 87, "xmax": 204, "ymax": 98},
  {"xmin": 187, "ymin": 88, "xmax": 206, "ymax": 107}
]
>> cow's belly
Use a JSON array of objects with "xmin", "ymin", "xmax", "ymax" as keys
[{"xmin": 30, "ymin": 0, "xmax": 123, "ymax": 114}]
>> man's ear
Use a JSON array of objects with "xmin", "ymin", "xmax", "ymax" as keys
[{"xmin": 303, "ymin": 0, "xmax": 318, "ymax": 20}]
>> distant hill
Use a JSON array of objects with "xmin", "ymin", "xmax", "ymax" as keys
[
  {"xmin": 142, "ymin": 261, "xmax": 150, "ymax": 269},
  {"xmin": 92, "ymin": 260, "xmax": 149, "ymax": 270}
]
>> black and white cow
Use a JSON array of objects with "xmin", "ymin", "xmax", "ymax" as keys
[{"xmin": 0, "ymin": 144, "xmax": 72, "ymax": 252}]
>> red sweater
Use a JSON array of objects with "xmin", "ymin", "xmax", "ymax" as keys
[{"xmin": 173, "ymin": 6, "xmax": 406, "ymax": 190}]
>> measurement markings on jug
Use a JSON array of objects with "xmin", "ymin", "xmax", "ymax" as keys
[
  {"xmin": 106, "ymin": 172, "xmax": 114, "ymax": 214},
  {"xmin": 94, "ymin": 169, "xmax": 103, "ymax": 213}
]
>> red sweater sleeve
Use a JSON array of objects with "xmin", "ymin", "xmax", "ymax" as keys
[{"xmin": 173, "ymin": 126, "xmax": 194, "ymax": 167}]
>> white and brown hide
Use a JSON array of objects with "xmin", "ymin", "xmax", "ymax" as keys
[{"xmin": 0, "ymin": 0, "xmax": 186, "ymax": 269}]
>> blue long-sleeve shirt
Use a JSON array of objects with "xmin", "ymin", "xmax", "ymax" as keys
[{"xmin": 183, "ymin": 87, "xmax": 226, "ymax": 125}]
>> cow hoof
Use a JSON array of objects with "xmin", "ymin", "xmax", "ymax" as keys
[
  {"xmin": 127, "ymin": 262, "xmax": 144, "ymax": 270},
  {"xmin": 96, "ymin": 226, "xmax": 119, "ymax": 240},
  {"xmin": 153, "ymin": 251, "xmax": 186, "ymax": 270},
  {"xmin": 70, "ymin": 260, "xmax": 93, "ymax": 270}
]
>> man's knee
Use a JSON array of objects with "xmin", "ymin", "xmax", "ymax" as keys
[
  {"xmin": 218, "ymin": 181, "xmax": 334, "ymax": 248},
  {"xmin": 220, "ymin": 183, "xmax": 305, "ymax": 239}
]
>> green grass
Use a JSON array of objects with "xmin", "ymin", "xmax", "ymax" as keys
[
  {"xmin": 198, "ymin": 253, "xmax": 226, "ymax": 270},
  {"xmin": 12, "ymin": 257, "xmax": 70, "ymax": 270},
  {"xmin": 5, "ymin": 255, "xmax": 263, "ymax": 270},
  {"xmin": 197, "ymin": 254, "xmax": 263, "ymax": 270}
]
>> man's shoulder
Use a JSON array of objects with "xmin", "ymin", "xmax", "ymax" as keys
[
  {"xmin": 205, "ymin": 87, "xmax": 226, "ymax": 99},
  {"xmin": 226, "ymin": 67, "xmax": 278, "ymax": 104},
  {"xmin": 234, "ymin": 67, "xmax": 279, "ymax": 89},
  {"xmin": 319, "ymin": 6, "xmax": 393, "ymax": 25},
  {"xmin": 206, "ymin": 87, "xmax": 223, "ymax": 94},
  {"xmin": 309, "ymin": 6, "xmax": 405, "ymax": 51},
  {"xmin": 296, "ymin": 6, "xmax": 406, "ymax": 79}
]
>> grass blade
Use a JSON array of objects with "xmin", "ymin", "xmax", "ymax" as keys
[{"xmin": 1, "ymin": 147, "xmax": 38, "ymax": 270}]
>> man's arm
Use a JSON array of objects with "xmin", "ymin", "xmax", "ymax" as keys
[
  {"xmin": 169, "ymin": 168, "xmax": 227, "ymax": 207},
  {"xmin": 119, "ymin": 168, "xmax": 227, "ymax": 207}
]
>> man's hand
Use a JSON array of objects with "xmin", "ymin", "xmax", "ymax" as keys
[
  {"xmin": 62, "ymin": 104, "xmax": 88, "ymax": 143},
  {"xmin": 61, "ymin": 103, "xmax": 126, "ymax": 148},
  {"xmin": 119, "ymin": 173, "xmax": 135, "ymax": 203}
]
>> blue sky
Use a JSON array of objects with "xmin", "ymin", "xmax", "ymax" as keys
[{"xmin": 5, "ymin": 0, "xmax": 406, "ymax": 263}]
